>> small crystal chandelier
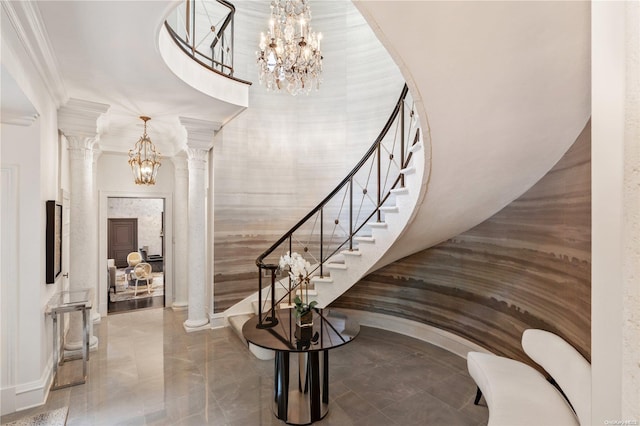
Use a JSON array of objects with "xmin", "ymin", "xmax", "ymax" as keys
[
  {"xmin": 256, "ymin": 0, "xmax": 323, "ymax": 96},
  {"xmin": 128, "ymin": 116, "xmax": 161, "ymax": 185}
]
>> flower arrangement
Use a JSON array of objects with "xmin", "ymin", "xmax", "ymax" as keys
[
  {"xmin": 279, "ymin": 251, "xmax": 317, "ymax": 325},
  {"xmin": 278, "ymin": 251, "xmax": 311, "ymax": 284}
]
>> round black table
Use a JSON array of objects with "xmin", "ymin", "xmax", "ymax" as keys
[{"xmin": 242, "ymin": 308, "xmax": 359, "ymax": 425}]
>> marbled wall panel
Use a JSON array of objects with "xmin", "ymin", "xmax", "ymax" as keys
[
  {"xmin": 213, "ymin": 1, "xmax": 406, "ymax": 312},
  {"xmin": 214, "ymin": 234, "xmax": 279, "ymax": 311},
  {"xmin": 332, "ymin": 122, "xmax": 591, "ymax": 364},
  {"xmin": 108, "ymin": 198, "xmax": 164, "ymax": 256},
  {"xmin": 214, "ymin": 232, "xmax": 339, "ymax": 311}
]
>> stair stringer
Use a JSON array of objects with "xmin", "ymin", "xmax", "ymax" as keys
[{"xmin": 223, "ymin": 135, "xmax": 428, "ymax": 355}]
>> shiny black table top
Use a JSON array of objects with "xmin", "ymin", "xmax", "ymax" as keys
[{"xmin": 242, "ymin": 308, "xmax": 359, "ymax": 353}]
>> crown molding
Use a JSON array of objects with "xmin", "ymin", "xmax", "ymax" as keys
[
  {"xmin": 179, "ymin": 116, "xmax": 221, "ymax": 151},
  {"xmin": 58, "ymin": 98, "xmax": 110, "ymax": 138},
  {"xmin": 1, "ymin": 0, "xmax": 68, "ymax": 107},
  {"xmin": 0, "ymin": 111, "xmax": 40, "ymax": 126}
]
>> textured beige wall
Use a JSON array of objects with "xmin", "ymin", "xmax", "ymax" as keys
[{"xmin": 623, "ymin": 1, "xmax": 640, "ymax": 419}]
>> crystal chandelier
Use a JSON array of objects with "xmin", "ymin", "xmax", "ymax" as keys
[
  {"xmin": 257, "ymin": 0, "xmax": 323, "ymax": 96},
  {"xmin": 128, "ymin": 116, "xmax": 161, "ymax": 185}
]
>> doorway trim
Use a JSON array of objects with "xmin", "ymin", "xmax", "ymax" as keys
[{"xmin": 98, "ymin": 190, "xmax": 173, "ymax": 317}]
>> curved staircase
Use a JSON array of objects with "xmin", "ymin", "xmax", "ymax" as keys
[{"xmin": 224, "ymin": 85, "xmax": 428, "ymax": 355}]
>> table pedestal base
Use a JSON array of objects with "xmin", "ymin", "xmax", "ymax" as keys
[{"xmin": 274, "ymin": 350, "xmax": 329, "ymax": 425}]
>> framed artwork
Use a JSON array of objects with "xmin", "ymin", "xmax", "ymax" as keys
[{"xmin": 46, "ymin": 200, "xmax": 63, "ymax": 284}]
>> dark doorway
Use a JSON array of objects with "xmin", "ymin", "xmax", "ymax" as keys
[{"xmin": 108, "ymin": 218, "xmax": 138, "ymax": 268}]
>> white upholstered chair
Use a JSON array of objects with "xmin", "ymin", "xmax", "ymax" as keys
[
  {"xmin": 126, "ymin": 251, "xmax": 142, "ymax": 267},
  {"xmin": 522, "ymin": 329, "xmax": 591, "ymax": 426},
  {"xmin": 131, "ymin": 262, "xmax": 153, "ymax": 296}
]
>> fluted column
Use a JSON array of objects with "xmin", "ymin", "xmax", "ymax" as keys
[
  {"xmin": 184, "ymin": 147, "xmax": 209, "ymax": 329},
  {"xmin": 58, "ymin": 99, "xmax": 109, "ymax": 350},
  {"xmin": 172, "ymin": 154, "xmax": 189, "ymax": 309},
  {"xmin": 180, "ymin": 117, "xmax": 220, "ymax": 331}
]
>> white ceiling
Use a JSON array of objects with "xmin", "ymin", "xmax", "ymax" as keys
[{"xmin": 35, "ymin": 0, "xmax": 250, "ymax": 155}]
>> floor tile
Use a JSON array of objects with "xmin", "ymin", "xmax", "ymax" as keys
[{"xmin": 1, "ymin": 308, "xmax": 488, "ymax": 426}]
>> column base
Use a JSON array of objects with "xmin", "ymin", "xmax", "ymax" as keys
[
  {"xmin": 171, "ymin": 302, "xmax": 188, "ymax": 312},
  {"xmin": 64, "ymin": 335, "xmax": 99, "ymax": 355},
  {"xmin": 183, "ymin": 318, "xmax": 209, "ymax": 332}
]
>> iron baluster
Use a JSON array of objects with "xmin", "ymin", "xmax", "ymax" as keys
[
  {"xmin": 257, "ymin": 265, "xmax": 264, "ymax": 327},
  {"xmin": 349, "ymin": 177, "xmax": 353, "ymax": 251},
  {"xmin": 377, "ymin": 140, "xmax": 381, "ymax": 222},
  {"xmin": 320, "ymin": 208, "xmax": 324, "ymax": 277}
]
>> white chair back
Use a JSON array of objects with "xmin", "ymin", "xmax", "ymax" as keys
[
  {"xmin": 127, "ymin": 251, "xmax": 142, "ymax": 267},
  {"xmin": 133, "ymin": 262, "xmax": 152, "ymax": 279},
  {"xmin": 521, "ymin": 329, "xmax": 591, "ymax": 426}
]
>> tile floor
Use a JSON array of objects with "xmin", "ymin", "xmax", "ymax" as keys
[{"xmin": 1, "ymin": 308, "xmax": 488, "ymax": 425}]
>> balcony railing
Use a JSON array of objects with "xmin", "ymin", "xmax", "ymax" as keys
[
  {"xmin": 164, "ymin": 0, "xmax": 236, "ymax": 77},
  {"xmin": 255, "ymin": 85, "xmax": 420, "ymax": 328}
]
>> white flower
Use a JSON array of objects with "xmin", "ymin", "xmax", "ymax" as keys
[{"xmin": 279, "ymin": 251, "xmax": 311, "ymax": 282}]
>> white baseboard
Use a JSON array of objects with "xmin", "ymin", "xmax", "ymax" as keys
[
  {"xmin": 1, "ymin": 386, "xmax": 16, "ymax": 416},
  {"xmin": 331, "ymin": 308, "xmax": 492, "ymax": 358},
  {"xmin": 7, "ymin": 358, "xmax": 53, "ymax": 415}
]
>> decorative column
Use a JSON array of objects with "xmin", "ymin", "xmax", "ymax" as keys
[
  {"xmin": 58, "ymin": 99, "xmax": 109, "ymax": 351},
  {"xmin": 171, "ymin": 154, "xmax": 189, "ymax": 309},
  {"xmin": 91, "ymin": 148, "xmax": 102, "ymax": 322},
  {"xmin": 180, "ymin": 117, "xmax": 220, "ymax": 331}
]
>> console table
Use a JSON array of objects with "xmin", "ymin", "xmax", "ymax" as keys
[
  {"xmin": 45, "ymin": 288, "xmax": 93, "ymax": 390},
  {"xmin": 242, "ymin": 308, "xmax": 359, "ymax": 425}
]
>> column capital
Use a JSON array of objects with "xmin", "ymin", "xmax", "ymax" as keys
[
  {"xmin": 186, "ymin": 148, "xmax": 209, "ymax": 170},
  {"xmin": 66, "ymin": 135, "xmax": 99, "ymax": 161},
  {"xmin": 58, "ymin": 98, "xmax": 109, "ymax": 139},
  {"xmin": 180, "ymin": 116, "xmax": 220, "ymax": 151}
]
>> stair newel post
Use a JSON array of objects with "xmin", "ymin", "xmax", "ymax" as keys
[
  {"xmin": 288, "ymin": 235, "xmax": 292, "ymax": 306},
  {"xmin": 257, "ymin": 264, "xmax": 279, "ymax": 329},
  {"xmin": 400, "ymin": 100, "xmax": 405, "ymax": 188},
  {"xmin": 349, "ymin": 177, "xmax": 353, "ymax": 251},
  {"xmin": 269, "ymin": 265, "xmax": 277, "ymax": 323},
  {"xmin": 257, "ymin": 264, "xmax": 264, "ymax": 327},
  {"xmin": 377, "ymin": 140, "xmax": 382, "ymax": 222}
]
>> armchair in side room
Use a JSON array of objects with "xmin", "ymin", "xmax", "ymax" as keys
[
  {"xmin": 139, "ymin": 248, "xmax": 163, "ymax": 272},
  {"xmin": 131, "ymin": 262, "xmax": 153, "ymax": 296},
  {"xmin": 108, "ymin": 259, "xmax": 117, "ymax": 294}
]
